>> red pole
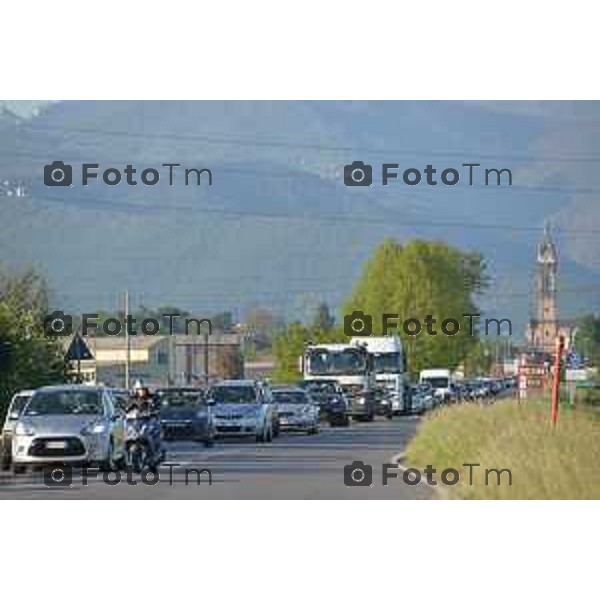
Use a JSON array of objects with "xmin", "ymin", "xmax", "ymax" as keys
[{"xmin": 551, "ymin": 336, "xmax": 564, "ymax": 425}]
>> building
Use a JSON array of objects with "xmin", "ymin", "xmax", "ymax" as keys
[
  {"xmin": 63, "ymin": 333, "xmax": 244, "ymax": 388},
  {"xmin": 526, "ymin": 224, "xmax": 575, "ymax": 354}
]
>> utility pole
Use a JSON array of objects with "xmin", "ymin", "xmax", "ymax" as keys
[
  {"xmin": 551, "ymin": 336, "xmax": 564, "ymax": 425},
  {"xmin": 204, "ymin": 331, "xmax": 210, "ymax": 385},
  {"xmin": 125, "ymin": 290, "xmax": 131, "ymax": 389}
]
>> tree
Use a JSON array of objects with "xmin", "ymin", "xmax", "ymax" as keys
[
  {"xmin": 210, "ymin": 311, "xmax": 234, "ymax": 333},
  {"xmin": 463, "ymin": 341, "xmax": 494, "ymax": 377},
  {"xmin": 574, "ymin": 314, "xmax": 600, "ymax": 366},
  {"xmin": 245, "ymin": 307, "xmax": 282, "ymax": 353},
  {"xmin": 272, "ymin": 320, "xmax": 346, "ymax": 382},
  {"xmin": 312, "ymin": 302, "xmax": 335, "ymax": 332},
  {"xmin": 0, "ymin": 266, "xmax": 66, "ymax": 416},
  {"xmin": 343, "ymin": 238, "xmax": 488, "ymax": 377},
  {"xmin": 272, "ymin": 322, "xmax": 310, "ymax": 382}
]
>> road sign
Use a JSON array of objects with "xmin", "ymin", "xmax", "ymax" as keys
[
  {"xmin": 65, "ymin": 333, "xmax": 94, "ymax": 361},
  {"xmin": 566, "ymin": 350, "xmax": 582, "ymax": 370}
]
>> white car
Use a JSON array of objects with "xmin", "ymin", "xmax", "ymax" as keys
[
  {"xmin": 1, "ymin": 390, "xmax": 34, "ymax": 470},
  {"xmin": 272, "ymin": 387, "xmax": 319, "ymax": 434},
  {"xmin": 11, "ymin": 385, "xmax": 126, "ymax": 473},
  {"xmin": 208, "ymin": 380, "xmax": 275, "ymax": 443}
]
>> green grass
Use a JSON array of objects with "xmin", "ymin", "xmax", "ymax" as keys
[{"xmin": 405, "ymin": 398, "xmax": 600, "ymax": 499}]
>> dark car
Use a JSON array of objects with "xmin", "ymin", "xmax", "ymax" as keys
[
  {"xmin": 374, "ymin": 386, "xmax": 394, "ymax": 419},
  {"xmin": 155, "ymin": 388, "xmax": 215, "ymax": 447},
  {"xmin": 299, "ymin": 380, "xmax": 350, "ymax": 426}
]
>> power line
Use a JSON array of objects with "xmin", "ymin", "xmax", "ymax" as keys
[
  {"xmin": 16, "ymin": 192, "xmax": 600, "ymax": 237},
  {"xmin": 18, "ymin": 122, "xmax": 600, "ymax": 164},
  {"xmin": 7, "ymin": 147, "xmax": 600, "ymax": 195}
]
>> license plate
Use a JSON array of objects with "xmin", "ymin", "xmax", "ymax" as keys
[{"xmin": 46, "ymin": 440, "xmax": 66, "ymax": 449}]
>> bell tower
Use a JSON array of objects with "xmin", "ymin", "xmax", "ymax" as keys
[{"xmin": 534, "ymin": 223, "xmax": 558, "ymax": 350}]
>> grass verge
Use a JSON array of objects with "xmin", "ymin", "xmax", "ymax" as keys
[{"xmin": 405, "ymin": 398, "xmax": 600, "ymax": 499}]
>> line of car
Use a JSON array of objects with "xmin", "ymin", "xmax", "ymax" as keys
[
  {"xmin": 1, "ymin": 376, "xmax": 515, "ymax": 475},
  {"xmin": 0, "ymin": 379, "xmax": 343, "ymax": 474},
  {"xmin": 410, "ymin": 376, "xmax": 515, "ymax": 414}
]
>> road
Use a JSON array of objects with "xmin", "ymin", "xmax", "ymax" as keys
[{"xmin": 0, "ymin": 416, "xmax": 434, "ymax": 499}]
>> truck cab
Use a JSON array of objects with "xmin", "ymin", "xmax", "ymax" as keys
[
  {"xmin": 351, "ymin": 335, "xmax": 411, "ymax": 416},
  {"xmin": 419, "ymin": 368, "xmax": 453, "ymax": 403},
  {"xmin": 302, "ymin": 343, "xmax": 376, "ymax": 421}
]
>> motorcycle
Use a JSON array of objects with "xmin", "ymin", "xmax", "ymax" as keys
[{"xmin": 124, "ymin": 409, "xmax": 164, "ymax": 473}]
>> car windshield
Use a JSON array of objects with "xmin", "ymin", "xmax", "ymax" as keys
[
  {"xmin": 307, "ymin": 349, "xmax": 366, "ymax": 375},
  {"xmin": 372, "ymin": 352, "xmax": 401, "ymax": 374},
  {"xmin": 300, "ymin": 381, "xmax": 338, "ymax": 393},
  {"xmin": 158, "ymin": 391, "xmax": 204, "ymax": 408},
  {"xmin": 9, "ymin": 394, "xmax": 31, "ymax": 415},
  {"xmin": 273, "ymin": 391, "xmax": 308, "ymax": 404},
  {"xmin": 423, "ymin": 377, "xmax": 449, "ymax": 389},
  {"xmin": 209, "ymin": 386, "xmax": 257, "ymax": 404},
  {"xmin": 24, "ymin": 390, "xmax": 103, "ymax": 416},
  {"xmin": 112, "ymin": 393, "xmax": 130, "ymax": 412}
]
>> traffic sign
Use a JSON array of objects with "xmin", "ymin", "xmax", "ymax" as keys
[{"xmin": 65, "ymin": 333, "xmax": 94, "ymax": 361}]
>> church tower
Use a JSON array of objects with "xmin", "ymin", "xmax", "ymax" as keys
[{"xmin": 529, "ymin": 224, "xmax": 559, "ymax": 352}]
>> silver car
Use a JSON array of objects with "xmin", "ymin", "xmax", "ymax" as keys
[
  {"xmin": 11, "ymin": 385, "xmax": 126, "ymax": 473},
  {"xmin": 209, "ymin": 380, "xmax": 275, "ymax": 443},
  {"xmin": 1, "ymin": 390, "xmax": 34, "ymax": 470},
  {"xmin": 272, "ymin": 387, "xmax": 319, "ymax": 434}
]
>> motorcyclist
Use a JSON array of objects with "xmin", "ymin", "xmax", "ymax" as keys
[{"xmin": 127, "ymin": 381, "xmax": 164, "ymax": 461}]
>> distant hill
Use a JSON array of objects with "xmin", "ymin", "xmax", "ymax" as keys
[{"xmin": 1, "ymin": 100, "xmax": 599, "ymax": 337}]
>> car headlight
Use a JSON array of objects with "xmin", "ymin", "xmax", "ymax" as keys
[
  {"xmin": 81, "ymin": 422, "xmax": 107, "ymax": 435},
  {"xmin": 358, "ymin": 398, "xmax": 366, "ymax": 405},
  {"xmin": 15, "ymin": 422, "xmax": 35, "ymax": 436}
]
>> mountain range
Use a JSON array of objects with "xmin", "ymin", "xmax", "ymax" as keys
[{"xmin": 1, "ymin": 100, "xmax": 599, "ymax": 337}]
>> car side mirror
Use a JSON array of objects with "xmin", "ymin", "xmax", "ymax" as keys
[{"xmin": 9, "ymin": 410, "xmax": 20, "ymax": 420}]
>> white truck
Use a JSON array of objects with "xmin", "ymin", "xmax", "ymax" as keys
[
  {"xmin": 302, "ymin": 342, "xmax": 376, "ymax": 421},
  {"xmin": 351, "ymin": 335, "xmax": 411, "ymax": 416},
  {"xmin": 419, "ymin": 368, "xmax": 454, "ymax": 403}
]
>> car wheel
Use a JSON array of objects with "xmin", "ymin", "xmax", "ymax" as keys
[
  {"xmin": 100, "ymin": 439, "xmax": 117, "ymax": 472},
  {"xmin": 204, "ymin": 434, "xmax": 215, "ymax": 448},
  {"xmin": 116, "ymin": 454, "xmax": 127, "ymax": 470}
]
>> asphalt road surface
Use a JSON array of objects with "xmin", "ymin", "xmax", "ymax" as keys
[{"xmin": 0, "ymin": 416, "xmax": 434, "ymax": 499}]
